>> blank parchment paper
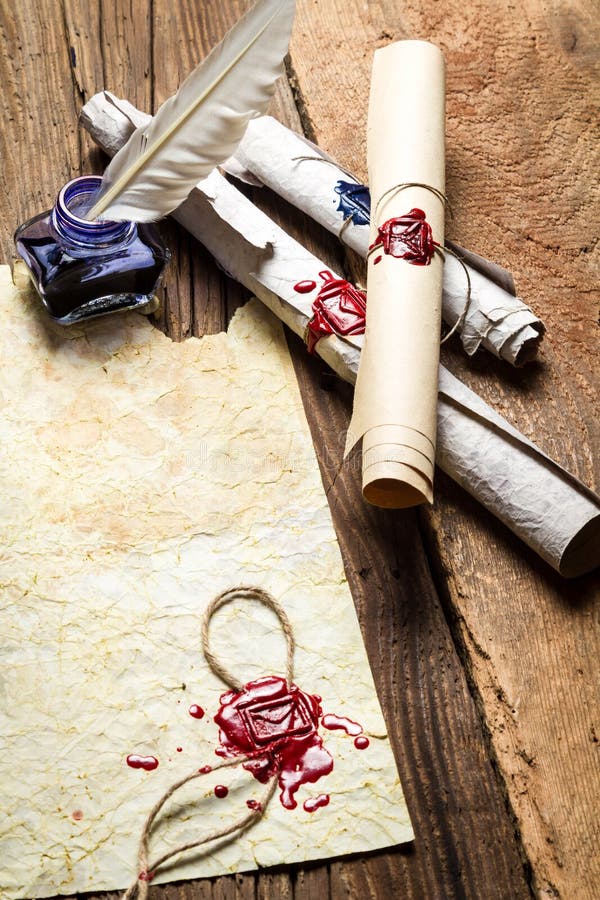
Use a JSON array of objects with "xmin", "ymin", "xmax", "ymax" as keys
[{"xmin": 0, "ymin": 267, "xmax": 412, "ymax": 898}]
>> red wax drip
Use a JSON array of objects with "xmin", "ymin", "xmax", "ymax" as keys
[
  {"xmin": 198, "ymin": 764, "xmax": 212, "ymax": 774},
  {"xmin": 214, "ymin": 784, "xmax": 229, "ymax": 799},
  {"xmin": 126, "ymin": 754, "xmax": 159, "ymax": 771},
  {"xmin": 189, "ymin": 704, "xmax": 205, "ymax": 719},
  {"xmin": 374, "ymin": 255, "xmax": 382, "ymax": 264},
  {"xmin": 305, "ymin": 270, "xmax": 366, "ymax": 353},
  {"xmin": 139, "ymin": 870, "xmax": 155, "ymax": 883},
  {"xmin": 71, "ymin": 809, "xmax": 84, "ymax": 821},
  {"xmin": 176, "ymin": 747, "xmax": 183, "ymax": 752},
  {"xmin": 214, "ymin": 675, "xmax": 334, "ymax": 810},
  {"xmin": 354, "ymin": 736, "xmax": 370, "ymax": 750},
  {"xmin": 321, "ymin": 713, "xmax": 363, "ymax": 737},
  {"xmin": 294, "ymin": 279, "xmax": 317, "ymax": 294},
  {"xmin": 369, "ymin": 208, "xmax": 438, "ymax": 266},
  {"xmin": 303, "ymin": 793, "xmax": 330, "ymax": 813},
  {"xmin": 246, "ymin": 798, "xmax": 263, "ymax": 811}
]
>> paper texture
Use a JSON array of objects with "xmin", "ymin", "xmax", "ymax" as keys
[
  {"xmin": 347, "ymin": 41, "xmax": 445, "ymax": 508},
  {"xmin": 0, "ymin": 267, "xmax": 413, "ymax": 899},
  {"xmin": 81, "ymin": 95, "xmax": 600, "ymax": 576},
  {"xmin": 231, "ymin": 117, "xmax": 544, "ymax": 366}
]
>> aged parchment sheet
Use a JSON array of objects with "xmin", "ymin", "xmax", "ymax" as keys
[{"xmin": 0, "ymin": 267, "xmax": 412, "ymax": 898}]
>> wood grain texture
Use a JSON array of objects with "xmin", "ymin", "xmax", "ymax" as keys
[
  {"xmin": 1, "ymin": 0, "xmax": 597, "ymax": 899},
  {"xmin": 288, "ymin": 1, "xmax": 600, "ymax": 897}
]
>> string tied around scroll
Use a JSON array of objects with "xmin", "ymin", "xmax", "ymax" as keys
[
  {"xmin": 122, "ymin": 586, "xmax": 294, "ymax": 900},
  {"xmin": 290, "ymin": 161, "xmax": 472, "ymax": 344},
  {"xmin": 367, "ymin": 182, "xmax": 472, "ymax": 343}
]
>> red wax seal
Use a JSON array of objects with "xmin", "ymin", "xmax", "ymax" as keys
[
  {"xmin": 214, "ymin": 675, "xmax": 334, "ymax": 810},
  {"xmin": 369, "ymin": 208, "xmax": 437, "ymax": 265},
  {"xmin": 306, "ymin": 270, "xmax": 366, "ymax": 353}
]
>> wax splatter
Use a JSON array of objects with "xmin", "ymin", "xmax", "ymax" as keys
[
  {"xmin": 198, "ymin": 764, "xmax": 212, "ymax": 774},
  {"xmin": 246, "ymin": 798, "xmax": 262, "ymax": 811},
  {"xmin": 139, "ymin": 870, "xmax": 155, "ymax": 883},
  {"xmin": 71, "ymin": 809, "xmax": 84, "ymax": 821},
  {"xmin": 126, "ymin": 754, "xmax": 159, "ymax": 771},
  {"xmin": 354, "ymin": 736, "xmax": 370, "ymax": 750},
  {"xmin": 303, "ymin": 793, "xmax": 330, "ymax": 813},
  {"xmin": 188, "ymin": 704, "xmax": 204, "ymax": 719},
  {"xmin": 214, "ymin": 784, "xmax": 229, "ymax": 799},
  {"xmin": 294, "ymin": 279, "xmax": 317, "ymax": 294},
  {"xmin": 321, "ymin": 713, "xmax": 363, "ymax": 737}
]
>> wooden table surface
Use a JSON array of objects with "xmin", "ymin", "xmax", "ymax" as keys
[{"xmin": 2, "ymin": 1, "xmax": 598, "ymax": 898}]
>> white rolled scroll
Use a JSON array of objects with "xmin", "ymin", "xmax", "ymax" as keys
[{"xmin": 231, "ymin": 120, "xmax": 544, "ymax": 367}]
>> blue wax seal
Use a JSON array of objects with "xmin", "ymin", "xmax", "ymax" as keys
[{"xmin": 333, "ymin": 180, "xmax": 371, "ymax": 226}]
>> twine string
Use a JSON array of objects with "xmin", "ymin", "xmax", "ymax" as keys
[
  {"xmin": 290, "ymin": 154, "xmax": 360, "ymax": 185},
  {"xmin": 435, "ymin": 246, "xmax": 473, "ymax": 344},
  {"xmin": 123, "ymin": 586, "xmax": 293, "ymax": 900},
  {"xmin": 291, "ymin": 155, "xmax": 364, "ymax": 238},
  {"xmin": 368, "ymin": 182, "xmax": 472, "ymax": 342},
  {"xmin": 202, "ymin": 585, "xmax": 295, "ymax": 690},
  {"xmin": 290, "ymin": 162, "xmax": 472, "ymax": 347},
  {"xmin": 374, "ymin": 181, "xmax": 452, "ymax": 223}
]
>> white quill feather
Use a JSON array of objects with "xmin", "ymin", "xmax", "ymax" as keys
[{"xmin": 86, "ymin": 0, "xmax": 295, "ymax": 222}]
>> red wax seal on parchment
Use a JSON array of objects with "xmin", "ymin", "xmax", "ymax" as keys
[
  {"xmin": 214, "ymin": 675, "xmax": 334, "ymax": 809},
  {"xmin": 306, "ymin": 270, "xmax": 366, "ymax": 354},
  {"xmin": 369, "ymin": 208, "xmax": 438, "ymax": 265}
]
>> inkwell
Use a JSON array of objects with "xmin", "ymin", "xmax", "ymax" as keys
[{"xmin": 13, "ymin": 0, "xmax": 296, "ymax": 325}]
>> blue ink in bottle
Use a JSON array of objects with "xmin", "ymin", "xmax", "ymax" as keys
[
  {"xmin": 14, "ymin": 175, "xmax": 170, "ymax": 324},
  {"xmin": 333, "ymin": 180, "xmax": 371, "ymax": 226}
]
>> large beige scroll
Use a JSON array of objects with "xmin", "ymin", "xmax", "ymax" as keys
[{"xmin": 346, "ymin": 41, "xmax": 445, "ymax": 508}]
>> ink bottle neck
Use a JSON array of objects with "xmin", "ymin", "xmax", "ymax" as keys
[{"xmin": 51, "ymin": 175, "xmax": 135, "ymax": 253}]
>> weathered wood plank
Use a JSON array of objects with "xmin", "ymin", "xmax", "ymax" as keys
[
  {"xmin": 287, "ymin": 1, "xmax": 600, "ymax": 898},
  {"xmin": 0, "ymin": 1, "xmax": 81, "ymax": 258}
]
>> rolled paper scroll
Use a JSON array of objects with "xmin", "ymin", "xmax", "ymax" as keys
[
  {"xmin": 346, "ymin": 41, "xmax": 445, "ymax": 508},
  {"xmin": 80, "ymin": 92, "xmax": 600, "ymax": 576},
  {"xmin": 230, "ymin": 117, "xmax": 544, "ymax": 367}
]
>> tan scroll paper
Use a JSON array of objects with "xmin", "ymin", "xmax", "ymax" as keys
[
  {"xmin": 229, "ymin": 115, "xmax": 544, "ymax": 367},
  {"xmin": 80, "ymin": 93, "xmax": 600, "ymax": 576},
  {"xmin": 0, "ymin": 267, "xmax": 412, "ymax": 898},
  {"xmin": 347, "ymin": 41, "xmax": 445, "ymax": 508}
]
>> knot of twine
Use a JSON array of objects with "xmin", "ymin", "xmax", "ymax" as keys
[
  {"xmin": 291, "ymin": 160, "xmax": 472, "ymax": 346},
  {"xmin": 123, "ymin": 586, "xmax": 294, "ymax": 900}
]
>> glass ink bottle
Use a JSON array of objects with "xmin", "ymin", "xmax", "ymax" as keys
[{"xmin": 14, "ymin": 175, "xmax": 170, "ymax": 324}]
